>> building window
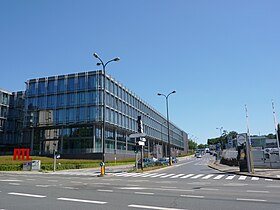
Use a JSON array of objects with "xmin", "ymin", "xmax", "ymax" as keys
[
  {"xmin": 67, "ymin": 77, "xmax": 75, "ymax": 91},
  {"xmin": 57, "ymin": 79, "xmax": 65, "ymax": 92},
  {"xmin": 47, "ymin": 95, "xmax": 55, "ymax": 109},
  {"xmin": 88, "ymin": 75, "xmax": 97, "ymax": 90},
  {"xmin": 78, "ymin": 76, "xmax": 86, "ymax": 90},
  {"xmin": 78, "ymin": 92, "xmax": 86, "ymax": 105},
  {"xmin": 28, "ymin": 82, "xmax": 36, "ymax": 96},
  {"xmin": 47, "ymin": 80, "xmax": 56, "ymax": 94},
  {"xmin": 57, "ymin": 94, "xmax": 65, "ymax": 107},
  {"xmin": 67, "ymin": 93, "xmax": 76, "ymax": 106}
]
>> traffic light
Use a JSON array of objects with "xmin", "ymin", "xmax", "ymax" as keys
[
  {"xmin": 134, "ymin": 144, "xmax": 140, "ymax": 153},
  {"xmin": 137, "ymin": 116, "xmax": 143, "ymax": 133}
]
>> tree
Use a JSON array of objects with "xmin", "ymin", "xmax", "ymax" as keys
[
  {"xmin": 208, "ymin": 130, "xmax": 238, "ymax": 147},
  {"xmin": 188, "ymin": 139, "xmax": 197, "ymax": 150}
]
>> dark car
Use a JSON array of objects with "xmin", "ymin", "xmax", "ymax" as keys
[
  {"xmin": 155, "ymin": 157, "xmax": 170, "ymax": 166},
  {"xmin": 171, "ymin": 157, "xmax": 178, "ymax": 163},
  {"xmin": 137, "ymin": 158, "xmax": 155, "ymax": 168}
]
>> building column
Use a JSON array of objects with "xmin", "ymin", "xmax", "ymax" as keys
[
  {"xmin": 60, "ymin": 127, "xmax": 63, "ymax": 154},
  {"xmin": 147, "ymin": 139, "xmax": 150, "ymax": 158},
  {"xmin": 125, "ymin": 132, "xmax": 128, "ymax": 154},
  {"xmin": 93, "ymin": 125, "xmax": 96, "ymax": 153},
  {"xmin": 114, "ymin": 129, "xmax": 117, "ymax": 153}
]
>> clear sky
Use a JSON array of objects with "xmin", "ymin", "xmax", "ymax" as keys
[{"xmin": 1, "ymin": 0, "xmax": 280, "ymax": 144}]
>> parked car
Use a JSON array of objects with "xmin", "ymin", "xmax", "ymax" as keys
[
  {"xmin": 137, "ymin": 158, "xmax": 156, "ymax": 168},
  {"xmin": 171, "ymin": 157, "xmax": 178, "ymax": 163},
  {"xmin": 155, "ymin": 157, "xmax": 170, "ymax": 166}
]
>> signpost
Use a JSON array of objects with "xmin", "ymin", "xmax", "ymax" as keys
[{"xmin": 129, "ymin": 133, "xmax": 147, "ymax": 170}]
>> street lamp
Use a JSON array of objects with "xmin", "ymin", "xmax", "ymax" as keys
[
  {"xmin": 93, "ymin": 53, "xmax": 120, "ymax": 175},
  {"xmin": 158, "ymin": 90, "xmax": 176, "ymax": 166},
  {"xmin": 216, "ymin": 127, "xmax": 223, "ymax": 136}
]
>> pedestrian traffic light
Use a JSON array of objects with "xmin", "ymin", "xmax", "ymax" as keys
[
  {"xmin": 134, "ymin": 144, "xmax": 140, "ymax": 153},
  {"xmin": 137, "ymin": 116, "xmax": 143, "ymax": 133}
]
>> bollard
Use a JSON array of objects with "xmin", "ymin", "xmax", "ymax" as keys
[{"xmin": 100, "ymin": 162, "xmax": 105, "ymax": 176}]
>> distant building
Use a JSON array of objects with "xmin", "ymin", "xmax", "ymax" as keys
[{"xmin": 21, "ymin": 70, "xmax": 188, "ymax": 159}]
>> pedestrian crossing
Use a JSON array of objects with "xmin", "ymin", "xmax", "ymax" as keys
[{"xmin": 113, "ymin": 172, "xmax": 274, "ymax": 182}]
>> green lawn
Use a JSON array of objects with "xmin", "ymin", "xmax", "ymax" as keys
[{"xmin": 0, "ymin": 156, "xmax": 134, "ymax": 171}]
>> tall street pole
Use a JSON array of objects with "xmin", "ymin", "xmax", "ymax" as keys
[
  {"xmin": 93, "ymin": 53, "xmax": 120, "ymax": 175},
  {"xmin": 272, "ymin": 100, "xmax": 280, "ymax": 161},
  {"xmin": 158, "ymin": 90, "xmax": 176, "ymax": 166}
]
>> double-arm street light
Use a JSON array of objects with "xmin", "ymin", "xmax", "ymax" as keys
[
  {"xmin": 158, "ymin": 90, "xmax": 176, "ymax": 166},
  {"xmin": 93, "ymin": 53, "xmax": 120, "ymax": 175}
]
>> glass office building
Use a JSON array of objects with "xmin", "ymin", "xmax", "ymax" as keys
[
  {"xmin": 24, "ymin": 70, "xmax": 188, "ymax": 158},
  {"xmin": 0, "ymin": 90, "xmax": 25, "ymax": 153}
]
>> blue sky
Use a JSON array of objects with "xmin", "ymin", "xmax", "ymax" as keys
[{"xmin": 1, "ymin": 0, "xmax": 280, "ymax": 144}]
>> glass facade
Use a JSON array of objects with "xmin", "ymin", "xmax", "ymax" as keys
[
  {"xmin": 0, "ymin": 91, "xmax": 25, "ymax": 153},
  {"xmin": 22, "ymin": 70, "xmax": 187, "ymax": 157}
]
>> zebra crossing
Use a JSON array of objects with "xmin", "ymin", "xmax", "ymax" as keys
[{"xmin": 113, "ymin": 172, "xmax": 273, "ymax": 182}]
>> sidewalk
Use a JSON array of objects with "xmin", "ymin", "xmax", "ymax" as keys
[{"xmin": 209, "ymin": 160, "xmax": 280, "ymax": 180}]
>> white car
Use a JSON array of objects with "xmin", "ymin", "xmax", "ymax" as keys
[{"xmin": 195, "ymin": 152, "xmax": 202, "ymax": 158}]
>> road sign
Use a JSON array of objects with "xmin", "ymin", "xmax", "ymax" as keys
[
  {"xmin": 138, "ymin": 141, "xmax": 145, "ymax": 146},
  {"xmin": 237, "ymin": 133, "xmax": 247, "ymax": 146}
]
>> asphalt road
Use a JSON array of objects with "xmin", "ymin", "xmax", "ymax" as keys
[{"xmin": 1, "ymin": 154, "xmax": 280, "ymax": 210}]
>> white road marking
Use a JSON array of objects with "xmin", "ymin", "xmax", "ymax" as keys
[
  {"xmin": 97, "ymin": 189, "xmax": 113, "ymax": 192},
  {"xmin": 128, "ymin": 204, "xmax": 187, "ymax": 210},
  {"xmin": 160, "ymin": 174, "xmax": 175, "ymax": 178},
  {"xmin": 251, "ymin": 177, "xmax": 259, "ymax": 181},
  {"xmin": 246, "ymin": 190, "xmax": 269, "ymax": 193},
  {"xmin": 265, "ymin": 179, "xmax": 273, "ymax": 181},
  {"xmin": 8, "ymin": 192, "xmax": 46, "ymax": 198},
  {"xmin": 141, "ymin": 173, "xmax": 158, "ymax": 178},
  {"xmin": 180, "ymin": 195, "xmax": 205, "ymax": 198},
  {"xmin": 63, "ymin": 187, "xmax": 78, "ymax": 190},
  {"xmin": 48, "ymin": 180, "xmax": 58, "ymax": 182},
  {"xmin": 0, "ymin": 180, "xmax": 22, "ymax": 182},
  {"xmin": 9, "ymin": 183, "xmax": 20, "ymax": 186},
  {"xmin": 266, "ymin": 185, "xmax": 280, "ymax": 188},
  {"xmin": 202, "ymin": 174, "xmax": 214, "ymax": 179},
  {"xmin": 135, "ymin": 192, "xmax": 154, "ymax": 195},
  {"xmin": 150, "ymin": 173, "xmax": 166, "ymax": 178},
  {"xmin": 238, "ymin": 176, "xmax": 247, "ymax": 180},
  {"xmin": 36, "ymin": 185, "xmax": 51, "ymax": 188},
  {"xmin": 191, "ymin": 174, "xmax": 204, "ymax": 179},
  {"xmin": 70, "ymin": 181, "xmax": 82, "ymax": 184},
  {"xmin": 120, "ymin": 187, "xmax": 148, "ymax": 190},
  {"xmin": 236, "ymin": 198, "xmax": 267, "ymax": 202},
  {"xmin": 213, "ymin": 175, "xmax": 224, "ymax": 180},
  {"xmin": 224, "ymin": 183, "xmax": 248, "ymax": 186},
  {"xmin": 199, "ymin": 188, "xmax": 218, "ymax": 191},
  {"xmin": 26, "ymin": 179, "xmax": 36, "ymax": 181},
  {"xmin": 170, "ymin": 174, "xmax": 185, "ymax": 178},
  {"xmin": 57, "ymin": 197, "xmax": 107, "ymax": 204},
  {"xmin": 226, "ymin": 175, "xmax": 235, "ymax": 180},
  {"xmin": 180, "ymin": 174, "xmax": 194, "ymax": 179}
]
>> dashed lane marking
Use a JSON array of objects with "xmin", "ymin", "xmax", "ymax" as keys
[
  {"xmin": 57, "ymin": 197, "xmax": 107, "ymax": 204},
  {"xmin": 8, "ymin": 192, "xmax": 46, "ymax": 198}
]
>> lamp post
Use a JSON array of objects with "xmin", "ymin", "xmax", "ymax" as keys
[
  {"xmin": 158, "ymin": 90, "xmax": 176, "ymax": 166},
  {"xmin": 93, "ymin": 53, "xmax": 120, "ymax": 175},
  {"xmin": 216, "ymin": 127, "xmax": 223, "ymax": 136}
]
